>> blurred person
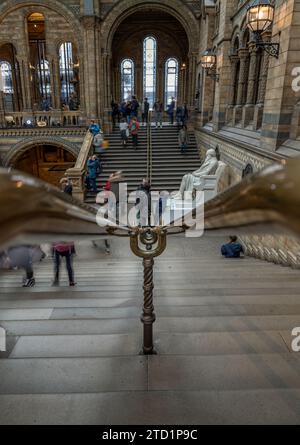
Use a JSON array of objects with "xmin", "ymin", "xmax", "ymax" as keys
[
  {"xmin": 167, "ymin": 97, "xmax": 176, "ymax": 125},
  {"xmin": 178, "ymin": 125, "xmax": 189, "ymax": 154},
  {"xmin": 153, "ymin": 100, "xmax": 163, "ymax": 129},
  {"xmin": 119, "ymin": 118, "xmax": 129, "ymax": 147},
  {"xmin": 86, "ymin": 155, "xmax": 101, "ymax": 193},
  {"xmin": 142, "ymin": 98, "xmax": 150, "ymax": 126},
  {"xmin": 129, "ymin": 117, "xmax": 140, "ymax": 150},
  {"xmin": 52, "ymin": 242, "xmax": 76, "ymax": 286},
  {"xmin": 89, "ymin": 120, "xmax": 100, "ymax": 136}
]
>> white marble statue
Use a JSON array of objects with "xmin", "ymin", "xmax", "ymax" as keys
[{"xmin": 173, "ymin": 148, "xmax": 219, "ymax": 199}]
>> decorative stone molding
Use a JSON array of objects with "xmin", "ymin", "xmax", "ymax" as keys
[
  {"xmin": 0, "ymin": 128, "xmax": 86, "ymax": 137},
  {"xmin": 240, "ymin": 235, "xmax": 300, "ymax": 269},
  {"xmin": 195, "ymin": 129, "xmax": 272, "ymax": 176}
]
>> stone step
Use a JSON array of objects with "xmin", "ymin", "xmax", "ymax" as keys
[
  {"xmin": 1, "ymin": 292, "xmax": 300, "ymax": 308},
  {"xmin": 2, "ymin": 314, "xmax": 300, "ymax": 336},
  {"xmin": 2, "ymin": 303, "xmax": 300, "ymax": 322},
  {"xmin": 7, "ymin": 330, "xmax": 291, "ymax": 359},
  {"xmin": 0, "ymin": 353, "xmax": 300, "ymax": 395},
  {"xmin": 0, "ymin": 389, "xmax": 299, "ymax": 424}
]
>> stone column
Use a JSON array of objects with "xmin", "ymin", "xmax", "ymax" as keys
[
  {"xmin": 187, "ymin": 52, "xmax": 197, "ymax": 109},
  {"xmin": 243, "ymin": 43, "xmax": 259, "ymax": 127},
  {"xmin": 236, "ymin": 49, "xmax": 249, "ymax": 105},
  {"xmin": 253, "ymin": 47, "xmax": 269, "ymax": 130},
  {"xmin": 17, "ymin": 57, "xmax": 32, "ymax": 111},
  {"xmin": 226, "ymin": 55, "xmax": 239, "ymax": 125},
  {"xmin": 212, "ymin": 40, "xmax": 232, "ymax": 132},
  {"xmin": 102, "ymin": 51, "xmax": 113, "ymax": 133},
  {"xmin": 81, "ymin": 15, "xmax": 101, "ymax": 121},
  {"xmin": 234, "ymin": 48, "xmax": 249, "ymax": 123},
  {"xmin": 48, "ymin": 51, "xmax": 61, "ymax": 110},
  {"xmin": 0, "ymin": 92, "xmax": 5, "ymax": 127},
  {"xmin": 260, "ymin": 1, "xmax": 298, "ymax": 151}
]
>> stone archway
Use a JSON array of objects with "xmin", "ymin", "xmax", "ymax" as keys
[
  {"xmin": 101, "ymin": 0, "xmax": 200, "ymax": 117},
  {"xmin": 4, "ymin": 137, "xmax": 78, "ymax": 187},
  {"xmin": 0, "ymin": 1, "xmax": 83, "ymax": 55},
  {"xmin": 101, "ymin": 0, "xmax": 199, "ymax": 54}
]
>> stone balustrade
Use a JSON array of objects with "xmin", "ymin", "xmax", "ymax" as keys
[
  {"xmin": 239, "ymin": 235, "xmax": 300, "ymax": 269},
  {"xmin": 1, "ymin": 110, "xmax": 86, "ymax": 128},
  {"xmin": 65, "ymin": 131, "xmax": 94, "ymax": 201}
]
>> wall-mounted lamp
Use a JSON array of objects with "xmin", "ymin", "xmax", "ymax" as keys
[
  {"xmin": 201, "ymin": 49, "xmax": 219, "ymax": 82},
  {"xmin": 246, "ymin": 0, "xmax": 279, "ymax": 58}
]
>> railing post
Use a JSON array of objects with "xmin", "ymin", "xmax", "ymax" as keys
[
  {"xmin": 130, "ymin": 228, "xmax": 167, "ymax": 355},
  {"xmin": 142, "ymin": 256, "xmax": 156, "ymax": 354}
]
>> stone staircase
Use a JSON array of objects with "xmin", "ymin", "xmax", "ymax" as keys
[
  {"xmin": 85, "ymin": 124, "xmax": 200, "ymax": 203},
  {"xmin": 1, "ymin": 235, "xmax": 300, "ymax": 424}
]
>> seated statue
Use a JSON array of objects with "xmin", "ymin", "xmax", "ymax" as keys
[{"xmin": 173, "ymin": 148, "xmax": 219, "ymax": 199}]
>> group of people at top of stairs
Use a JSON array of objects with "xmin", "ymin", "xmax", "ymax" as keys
[{"xmin": 111, "ymin": 96, "xmax": 189, "ymax": 152}]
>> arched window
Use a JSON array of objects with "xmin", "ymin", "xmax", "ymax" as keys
[
  {"xmin": 59, "ymin": 42, "xmax": 75, "ymax": 104},
  {"xmin": 143, "ymin": 36, "xmax": 157, "ymax": 107},
  {"xmin": 37, "ymin": 59, "xmax": 51, "ymax": 101},
  {"xmin": 165, "ymin": 58, "xmax": 178, "ymax": 108},
  {"xmin": 121, "ymin": 59, "xmax": 134, "ymax": 101},
  {"xmin": 0, "ymin": 61, "xmax": 13, "ymax": 94}
]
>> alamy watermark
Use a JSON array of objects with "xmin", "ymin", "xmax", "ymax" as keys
[
  {"xmin": 0, "ymin": 326, "xmax": 6, "ymax": 352},
  {"xmin": 292, "ymin": 67, "xmax": 300, "ymax": 92},
  {"xmin": 291, "ymin": 327, "xmax": 300, "ymax": 352},
  {"xmin": 94, "ymin": 184, "xmax": 205, "ymax": 238}
]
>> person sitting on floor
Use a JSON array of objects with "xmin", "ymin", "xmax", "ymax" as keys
[{"xmin": 221, "ymin": 236, "xmax": 244, "ymax": 258}]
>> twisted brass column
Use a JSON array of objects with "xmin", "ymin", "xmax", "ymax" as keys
[
  {"xmin": 130, "ymin": 228, "xmax": 167, "ymax": 355},
  {"xmin": 142, "ymin": 257, "xmax": 155, "ymax": 354}
]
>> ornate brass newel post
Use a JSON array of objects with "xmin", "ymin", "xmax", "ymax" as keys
[{"xmin": 130, "ymin": 227, "xmax": 167, "ymax": 355}]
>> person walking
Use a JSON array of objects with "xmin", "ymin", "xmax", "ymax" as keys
[
  {"xmin": 86, "ymin": 155, "xmax": 101, "ymax": 193},
  {"xmin": 178, "ymin": 125, "xmax": 189, "ymax": 153},
  {"xmin": 89, "ymin": 120, "xmax": 100, "ymax": 136},
  {"xmin": 167, "ymin": 97, "xmax": 176, "ymax": 125},
  {"xmin": 119, "ymin": 118, "xmax": 129, "ymax": 147},
  {"xmin": 176, "ymin": 104, "xmax": 183, "ymax": 127},
  {"xmin": 125, "ymin": 101, "xmax": 132, "ymax": 123},
  {"xmin": 142, "ymin": 98, "xmax": 150, "ymax": 126},
  {"xmin": 153, "ymin": 100, "xmax": 163, "ymax": 128},
  {"xmin": 120, "ymin": 101, "xmax": 127, "ymax": 119},
  {"xmin": 2, "ymin": 245, "xmax": 43, "ymax": 287},
  {"xmin": 129, "ymin": 117, "xmax": 140, "ymax": 150},
  {"xmin": 131, "ymin": 96, "xmax": 139, "ymax": 118},
  {"xmin": 136, "ymin": 178, "xmax": 151, "ymax": 226},
  {"xmin": 111, "ymin": 101, "xmax": 120, "ymax": 127},
  {"xmin": 182, "ymin": 103, "xmax": 189, "ymax": 125},
  {"xmin": 52, "ymin": 242, "xmax": 76, "ymax": 286}
]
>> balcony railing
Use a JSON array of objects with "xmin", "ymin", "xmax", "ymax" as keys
[{"xmin": 1, "ymin": 110, "xmax": 86, "ymax": 128}]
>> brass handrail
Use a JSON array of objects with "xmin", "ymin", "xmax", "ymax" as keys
[
  {"xmin": 146, "ymin": 111, "xmax": 153, "ymax": 182},
  {"xmin": 1, "ymin": 160, "xmax": 300, "ymax": 244},
  {"xmin": 1, "ymin": 160, "xmax": 300, "ymax": 355}
]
